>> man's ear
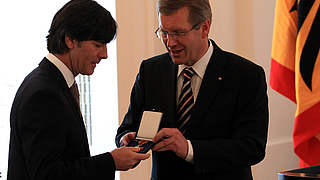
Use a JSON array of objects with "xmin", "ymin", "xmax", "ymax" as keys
[
  {"xmin": 65, "ymin": 35, "xmax": 75, "ymax": 49},
  {"xmin": 201, "ymin": 19, "xmax": 211, "ymax": 38}
]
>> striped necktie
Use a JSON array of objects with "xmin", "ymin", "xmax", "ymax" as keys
[{"xmin": 177, "ymin": 67, "xmax": 195, "ymax": 133}]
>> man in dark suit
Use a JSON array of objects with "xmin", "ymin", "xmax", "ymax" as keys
[
  {"xmin": 116, "ymin": 0, "xmax": 269, "ymax": 179},
  {"xmin": 7, "ymin": 0, "xmax": 149, "ymax": 180}
]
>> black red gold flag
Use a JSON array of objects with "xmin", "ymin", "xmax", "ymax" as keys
[{"xmin": 270, "ymin": 0, "xmax": 320, "ymax": 167}]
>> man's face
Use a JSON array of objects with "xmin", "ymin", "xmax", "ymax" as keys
[
  {"xmin": 159, "ymin": 7, "xmax": 209, "ymax": 66},
  {"xmin": 69, "ymin": 40, "xmax": 108, "ymax": 76}
]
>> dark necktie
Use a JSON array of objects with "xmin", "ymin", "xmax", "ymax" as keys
[
  {"xmin": 70, "ymin": 82, "xmax": 80, "ymax": 107},
  {"xmin": 177, "ymin": 67, "xmax": 195, "ymax": 133}
]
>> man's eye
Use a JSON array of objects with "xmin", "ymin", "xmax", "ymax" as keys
[
  {"xmin": 95, "ymin": 44, "xmax": 103, "ymax": 48},
  {"xmin": 175, "ymin": 32, "xmax": 185, "ymax": 35},
  {"xmin": 161, "ymin": 30, "xmax": 168, "ymax": 34}
]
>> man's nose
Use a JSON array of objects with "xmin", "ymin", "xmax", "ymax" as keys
[
  {"xmin": 100, "ymin": 45, "xmax": 108, "ymax": 59},
  {"xmin": 166, "ymin": 34, "xmax": 178, "ymax": 48}
]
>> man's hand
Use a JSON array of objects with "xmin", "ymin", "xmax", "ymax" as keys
[
  {"xmin": 120, "ymin": 132, "xmax": 136, "ymax": 146},
  {"xmin": 152, "ymin": 128, "xmax": 188, "ymax": 159},
  {"xmin": 110, "ymin": 146, "xmax": 150, "ymax": 171}
]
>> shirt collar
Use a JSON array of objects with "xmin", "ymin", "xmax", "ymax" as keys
[
  {"xmin": 178, "ymin": 40, "xmax": 214, "ymax": 79},
  {"xmin": 46, "ymin": 53, "xmax": 75, "ymax": 88}
]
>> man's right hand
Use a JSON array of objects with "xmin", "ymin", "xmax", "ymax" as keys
[
  {"xmin": 110, "ymin": 146, "xmax": 150, "ymax": 171},
  {"xmin": 120, "ymin": 132, "xmax": 136, "ymax": 146}
]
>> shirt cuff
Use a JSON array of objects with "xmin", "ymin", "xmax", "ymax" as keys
[{"xmin": 185, "ymin": 140, "xmax": 194, "ymax": 163}]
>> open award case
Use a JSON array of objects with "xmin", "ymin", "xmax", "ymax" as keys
[{"xmin": 127, "ymin": 111, "xmax": 163, "ymax": 153}]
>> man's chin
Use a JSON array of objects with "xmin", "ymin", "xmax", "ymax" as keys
[
  {"xmin": 80, "ymin": 70, "xmax": 94, "ymax": 76},
  {"xmin": 171, "ymin": 57, "xmax": 184, "ymax": 65}
]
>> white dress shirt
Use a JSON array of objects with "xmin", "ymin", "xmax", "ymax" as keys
[
  {"xmin": 46, "ymin": 53, "xmax": 75, "ymax": 88},
  {"xmin": 177, "ymin": 41, "xmax": 214, "ymax": 163}
]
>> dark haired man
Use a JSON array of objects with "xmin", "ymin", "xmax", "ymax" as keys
[
  {"xmin": 7, "ymin": 0, "xmax": 149, "ymax": 180},
  {"xmin": 116, "ymin": 0, "xmax": 269, "ymax": 179}
]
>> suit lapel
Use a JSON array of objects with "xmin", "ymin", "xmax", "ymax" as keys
[
  {"xmin": 39, "ymin": 58, "xmax": 89, "ymax": 155},
  {"xmin": 187, "ymin": 41, "xmax": 227, "ymax": 130},
  {"xmin": 39, "ymin": 58, "xmax": 84, "ymax": 121},
  {"xmin": 166, "ymin": 61, "xmax": 178, "ymax": 127},
  {"xmin": 64, "ymin": 87, "xmax": 83, "ymax": 119},
  {"xmin": 158, "ymin": 55, "xmax": 178, "ymax": 128}
]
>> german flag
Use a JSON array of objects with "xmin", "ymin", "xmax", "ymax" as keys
[{"xmin": 270, "ymin": 0, "xmax": 320, "ymax": 167}]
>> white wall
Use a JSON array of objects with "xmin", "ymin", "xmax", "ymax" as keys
[{"xmin": 116, "ymin": 0, "xmax": 299, "ymax": 179}]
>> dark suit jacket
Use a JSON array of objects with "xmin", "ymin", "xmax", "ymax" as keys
[
  {"xmin": 116, "ymin": 40, "xmax": 269, "ymax": 180},
  {"xmin": 8, "ymin": 58, "xmax": 115, "ymax": 180}
]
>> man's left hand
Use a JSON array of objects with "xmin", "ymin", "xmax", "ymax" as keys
[{"xmin": 152, "ymin": 128, "xmax": 188, "ymax": 159}]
